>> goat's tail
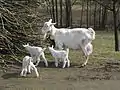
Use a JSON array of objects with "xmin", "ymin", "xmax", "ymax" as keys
[{"xmin": 88, "ymin": 28, "xmax": 95, "ymax": 40}]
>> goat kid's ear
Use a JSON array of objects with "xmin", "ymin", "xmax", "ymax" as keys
[
  {"xmin": 27, "ymin": 43, "xmax": 29, "ymax": 46},
  {"xmin": 48, "ymin": 19, "xmax": 52, "ymax": 23},
  {"xmin": 50, "ymin": 23, "xmax": 56, "ymax": 26}
]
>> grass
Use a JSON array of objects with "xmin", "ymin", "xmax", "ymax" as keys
[{"xmin": 0, "ymin": 31, "xmax": 120, "ymax": 90}]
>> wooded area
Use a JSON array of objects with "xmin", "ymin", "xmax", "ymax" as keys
[{"xmin": 0, "ymin": 0, "xmax": 120, "ymax": 57}]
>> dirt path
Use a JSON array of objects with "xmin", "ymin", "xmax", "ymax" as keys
[{"xmin": 0, "ymin": 60, "xmax": 120, "ymax": 90}]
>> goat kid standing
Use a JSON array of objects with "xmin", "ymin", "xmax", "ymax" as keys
[
  {"xmin": 48, "ymin": 46, "xmax": 70, "ymax": 68},
  {"xmin": 23, "ymin": 43, "xmax": 48, "ymax": 67}
]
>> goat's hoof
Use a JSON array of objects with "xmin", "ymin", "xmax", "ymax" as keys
[
  {"xmin": 27, "ymin": 72, "xmax": 31, "ymax": 74},
  {"xmin": 81, "ymin": 64, "xmax": 86, "ymax": 67},
  {"xmin": 36, "ymin": 75, "xmax": 39, "ymax": 78},
  {"xmin": 45, "ymin": 65, "xmax": 48, "ymax": 67}
]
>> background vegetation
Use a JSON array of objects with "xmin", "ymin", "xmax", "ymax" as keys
[{"xmin": 0, "ymin": 0, "xmax": 120, "ymax": 66}]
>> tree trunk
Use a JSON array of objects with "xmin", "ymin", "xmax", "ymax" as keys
[
  {"xmin": 65, "ymin": 0, "xmax": 68, "ymax": 27},
  {"xmin": 101, "ymin": 7, "xmax": 107, "ymax": 29},
  {"xmin": 89, "ymin": 0, "xmax": 91, "ymax": 26},
  {"xmin": 86, "ymin": 0, "xmax": 89, "ymax": 28},
  {"xmin": 80, "ymin": 0, "xmax": 84, "ymax": 27},
  {"xmin": 113, "ymin": 0, "xmax": 120, "ymax": 51},
  {"xmin": 55, "ymin": 0, "xmax": 58, "ymax": 26},
  {"xmin": 51, "ymin": 0, "xmax": 55, "ymax": 22},
  {"xmin": 98, "ymin": 1, "xmax": 102, "ymax": 29},
  {"xmin": 59, "ymin": 0, "xmax": 63, "ymax": 27},
  {"xmin": 94, "ymin": 1, "xmax": 97, "ymax": 29}
]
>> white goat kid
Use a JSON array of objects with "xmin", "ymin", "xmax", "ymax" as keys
[
  {"xmin": 23, "ymin": 44, "xmax": 48, "ymax": 67},
  {"xmin": 20, "ymin": 56, "xmax": 39, "ymax": 77},
  {"xmin": 42, "ymin": 19, "xmax": 95, "ymax": 66},
  {"xmin": 48, "ymin": 46, "xmax": 70, "ymax": 68}
]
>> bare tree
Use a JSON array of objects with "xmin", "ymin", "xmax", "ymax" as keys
[
  {"xmin": 55, "ymin": 0, "xmax": 58, "ymax": 26},
  {"xmin": 59, "ymin": 0, "xmax": 63, "ymax": 27},
  {"xmin": 94, "ymin": 0, "xmax": 120, "ymax": 51}
]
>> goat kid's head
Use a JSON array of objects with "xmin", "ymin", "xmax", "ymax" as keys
[
  {"xmin": 23, "ymin": 43, "xmax": 29, "ymax": 47},
  {"xmin": 42, "ymin": 19, "xmax": 56, "ymax": 40},
  {"xmin": 48, "ymin": 45, "xmax": 54, "ymax": 51}
]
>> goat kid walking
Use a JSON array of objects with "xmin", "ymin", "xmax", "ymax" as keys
[
  {"xmin": 48, "ymin": 46, "xmax": 70, "ymax": 68},
  {"xmin": 20, "ymin": 56, "xmax": 39, "ymax": 77},
  {"xmin": 23, "ymin": 43, "xmax": 48, "ymax": 67}
]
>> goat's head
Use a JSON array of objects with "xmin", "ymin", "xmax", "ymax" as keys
[
  {"xmin": 48, "ymin": 46, "xmax": 54, "ymax": 51},
  {"xmin": 42, "ymin": 19, "xmax": 56, "ymax": 40},
  {"xmin": 23, "ymin": 43, "xmax": 29, "ymax": 47}
]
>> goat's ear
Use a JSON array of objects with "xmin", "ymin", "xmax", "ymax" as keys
[
  {"xmin": 50, "ymin": 23, "xmax": 56, "ymax": 26},
  {"xmin": 27, "ymin": 43, "xmax": 29, "ymax": 46},
  {"xmin": 52, "ymin": 23, "xmax": 56, "ymax": 25},
  {"xmin": 52, "ymin": 45, "xmax": 54, "ymax": 48},
  {"xmin": 49, "ymin": 19, "xmax": 52, "ymax": 23}
]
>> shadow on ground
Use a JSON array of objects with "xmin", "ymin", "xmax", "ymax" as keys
[{"xmin": 1, "ymin": 72, "xmax": 20, "ymax": 79}]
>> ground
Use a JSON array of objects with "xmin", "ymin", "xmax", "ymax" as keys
[{"xmin": 0, "ymin": 31, "xmax": 120, "ymax": 90}]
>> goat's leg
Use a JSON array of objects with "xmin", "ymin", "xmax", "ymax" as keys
[
  {"xmin": 41, "ymin": 53, "xmax": 48, "ymax": 67},
  {"xmin": 55, "ymin": 58, "xmax": 58, "ymax": 67},
  {"xmin": 20, "ymin": 69, "xmax": 24, "ymax": 76},
  {"xmin": 67, "ymin": 59, "xmax": 70, "ymax": 68},
  {"xmin": 23, "ymin": 68, "xmax": 27, "ymax": 76},
  {"xmin": 82, "ymin": 56, "xmax": 89, "ymax": 67},
  {"xmin": 27, "ymin": 65, "xmax": 31, "ymax": 73},
  {"xmin": 31, "ymin": 62, "xmax": 39, "ymax": 77},
  {"xmin": 35, "ymin": 57, "xmax": 40, "ymax": 66},
  {"xmin": 81, "ymin": 46, "xmax": 89, "ymax": 67},
  {"xmin": 62, "ymin": 59, "xmax": 67, "ymax": 68}
]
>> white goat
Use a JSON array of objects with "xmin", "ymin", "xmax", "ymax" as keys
[
  {"xmin": 42, "ymin": 19, "xmax": 95, "ymax": 66},
  {"xmin": 20, "ymin": 56, "xmax": 39, "ymax": 77},
  {"xmin": 48, "ymin": 46, "xmax": 70, "ymax": 68},
  {"xmin": 23, "ymin": 43, "xmax": 48, "ymax": 67}
]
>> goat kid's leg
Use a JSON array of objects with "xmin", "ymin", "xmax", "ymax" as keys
[
  {"xmin": 20, "ymin": 69, "xmax": 24, "ymax": 76},
  {"xmin": 55, "ymin": 58, "xmax": 58, "ymax": 67},
  {"xmin": 35, "ymin": 57, "xmax": 40, "ymax": 66},
  {"xmin": 31, "ymin": 63, "xmax": 39, "ymax": 77},
  {"xmin": 41, "ymin": 53, "xmax": 48, "ymax": 67},
  {"xmin": 67, "ymin": 59, "xmax": 70, "ymax": 68},
  {"xmin": 27, "ymin": 65, "xmax": 31, "ymax": 73},
  {"xmin": 62, "ymin": 59, "xmax": 67, "ymax": 68},
  {"xmin": 23, "ymin": 68, "xmax": 27, "ymax": 77}
]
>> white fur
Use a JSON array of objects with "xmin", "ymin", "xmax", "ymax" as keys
[
  {"xmin": 48, "ymin": 46, "xmax": 70, "ymax": 68},
  {"xmin": 42, "ymin": 19, "xmax": 95, "ymax": 66},
  {"xmin": 23, "ymin": 43, "xmax": 48, "ymax": 67},
  {"xmin": 20, "ymin": 56, "xmax": 39, "ymax": 77}
]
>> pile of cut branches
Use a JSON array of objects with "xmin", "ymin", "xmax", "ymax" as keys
[{"xmin": 0, "ymin": 0, "xmax": 50, "ymax": 67}]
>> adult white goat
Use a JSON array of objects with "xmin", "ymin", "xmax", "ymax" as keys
[
  {"xmin": 23, "ymin": 43, "xmax": 48, "ymax": 67},
  {"xmin": 48, "ymin": 46, "xmax": 70, "ymax": 68},
  {"xmin": 20, "ymin": 56, "xmax": 39, "ymax": 77},
  {"xmin": 42, "ymin": 19, "xmax": 95, "ymax": 66}
]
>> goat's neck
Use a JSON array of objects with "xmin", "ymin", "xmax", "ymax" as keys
[
  {"xmin": 50, "ymin": 48, "xmax": 56, "ymax": 53},
  {"xmin": 51, "ymin": 25, "xmax": 57, "ymax": 36}
]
